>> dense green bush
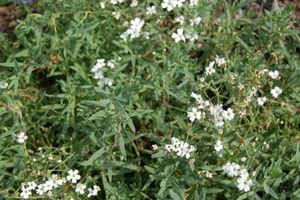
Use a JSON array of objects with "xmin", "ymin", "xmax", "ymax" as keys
[{"xmin": 0, "ymin": 0, "xmax": 299, "ymax": 199}]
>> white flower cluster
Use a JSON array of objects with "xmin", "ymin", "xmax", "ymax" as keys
[
  {"xmin": 223, "ymin": 162, "xmax": 253, "ymax": 192},
  {"xmin": 20, "ymin": 170, "xmax": 100, "ymax": 199},
  {"xmin": 171, "ymin": 28, "xmax": 199, "ymax": 43},
  {"xmin": 165, "ymin": 137, "xmax": 196, "ymax": 159},
  {"xmin": 91, "ymin": 58, "xmax": 115, "ymax": 88},
  {"xmin": 205, "ymin": 56, "xmax": 226, "ymax": 75},
  {"xmin": 120, "ymin": 17, "xmax": 145, "ymax": 40},
  {"xmin": 254, "ymin": 69, "xmax": 282, "ymax": 103},
  {"xmin": 187, "ymin": 92, "xmax": 235, "ymax": 127}
]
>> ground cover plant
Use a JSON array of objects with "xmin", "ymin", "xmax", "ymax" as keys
[{"xmin": 0, "ymin": 0, "xmax": 300, "ymax": 199}]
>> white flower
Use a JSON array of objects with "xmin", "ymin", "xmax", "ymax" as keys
[
  {"xmin": 214, "ymin": 140, "xmax": 223, "ymax": 152},
  {"xmin": 16, "ymin": 132, "xmax": 28, "ymax": 143},
  {"xmin": 222, "ymin": 108, "xmax": 235, "ymax": 121},
  {"xmin": 189, "ymin": 16, "xmax": 201, "ymax": 26},
  {"xmin": 172, "ymin": 28, "xmax": 186, "ymax": 43},
  {"xmin": 165, "ymin": 137, "xmax": 196, "ymax": 159},
  {"xmin": 205, "ymin": 171, "xmax": 213, "ymax": 178},
  {"xmin": 257, "ymin": 97, "xmax": 267, "ymax": 106},
  {"xmin": 241, "ymin": 157, "xmax": 247, "ymax": 162},
  {"xmin": 223, "ymin": 162, "xmax": 240, "ymax": 177},
  {"xmin": 237, "ymin": 177, "xmax": 253, "ymax": 192},
  {"xmin": 112, "ymin": 11, "xmax": 121, "ymax": 20},
  {"xmin": 125, "ymin": 17, "xmax": 145, "ymax": 39},
  {"xmin": 130, "ymin": 0, "xmax": 138, "ymax": 7},
  {"xmin": 99, "ymin": 1, "xmax": 105, "ymax": 8},
  {"xmin": 191, "ymin": 92, "xmax": 203, "ymax": 102},
  {"xmin": 27, "ymin": 181, "xmax": 37, "ymax": 190},
  {"xmin": 205, "ymin": 61, "xmax": 216, "ymax": 75},
  {"xmin": 20, "ymin": 187, "xmax": 32, "ymax": 199},
  {"xmin": 215, "ymin": 55, "xmax": 226, "ymax": 66},
  {"xmin": 87, "ymin": 185, "xmax": 101, "ymax": 197},
  {"xmin": 0, "ymin": 82, "xmax": 8, "ymax": 89},
  {"xmin": 175, "ymin": 0, "xmax": 185, "ymax": 7},
  {"xmin": 271, "ymin": 86, "xmax": 282, "ymax": 98},
  {"xmin": 50, "ymin": 174, "xmax": 66, "ymax": 188},
  {"xmin": 75, "ymin": 183, "xmax": 86, "ymax": 195},
  {"xmin": 161, "ymin": 0, "xmax": 176, "ymax": 11},
  {"xmin": 189, "ymin": 0, "xmax": 198, "ymax": 7},
  {"xmin": 107, "ymin": 60, "xmax": 115, "ymax": 69},
  {"xmin": 67, "ymin": 169, "xmax": 81, "ymax": 184},
  {"xmin": 36, "ymin": 184, "xmax": 45, "ymax": 195},
  {"xmin": 152, "ymin": 144, "xmax": 158, "ymax": 150},
  {"xmin": 110, "ymin": 0, "xmax": 124, "ymax": 4},
  {"xmin": 146, "ymin": 5, "xmax": 156, "ymax": 15},
  {"xmin": 185, "ymin": 32, "xmax": 198, "ymax": 42},
  {"xmin": 175, "ymin": 16, "xmax": 185, "ymax": 25},
  {"xmin": 268, "ymin": 70, "xmax": 280, "ymax": 80},
  {"xmin": 187, "ymin": 107, "xmax": 204, "ymax": 122}
]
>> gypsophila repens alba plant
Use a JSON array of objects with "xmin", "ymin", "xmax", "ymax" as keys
[{"xmin": 0, "ymin": 0, "xmax": 299, "ymax": 199}]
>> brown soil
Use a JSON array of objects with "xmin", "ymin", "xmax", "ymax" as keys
[{"xmin": 0, "ymin": 4, "xmax": 17, "ymax": 32}]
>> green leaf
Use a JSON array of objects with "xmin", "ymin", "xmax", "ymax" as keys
[
  {"xmin": 0, "ymin": 62, "xmax": 22, "ymax": 68},
  {"xmin": 119, "ymin": 134, "xmax": 127, "ymax": 158},
  {"xmin": 263, "ymin": 183, "xmax": 278, "ymax": 199},
  {"xmin": 14, "ymin": 49, "xmax": 30, "ymax": 58},
  {"xmin": 80, "ymin": 147, "xmax": 106, "ymax": 166},
  {"xmin": 169, "ymin": 190, "xmax": 181, "ymax": 200}
]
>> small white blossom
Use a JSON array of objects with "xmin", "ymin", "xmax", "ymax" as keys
[
  {"xmin": 189, "ymin": 16, "xmax": 201, "ymax": 26},
  {"xmin": 107, "ymin": 60, "xmax": 115, "ymax": 69},
  {"xmin": 36, "ymin": 184, "xmax": 45, "ymax": 195},
  {"xmin": 205, "ymin": 61, "xmax": 216, "ymax": 75},
  {"xmin": 222, "ymin": 108, "xmax": 235, "ymax": 121},
  {"xmin": 187, "ymin": 107, "xmax": 205, "ymax": 122},
  {"xmin": 205, "ymin": 171, "xmax": 213, "ymax": 178},
  {"xmin": 0, "ymin": 82, "xmax": 8, "ymax": 89},
  {"xmin": 16, "ymin": 132, "xmax": 28, "ymax": 144},
  {"xmin": 27, "ymin": 181, "xmax": 37, "ymax": 190},
  {"xmin": 214, "ymin": 140, "xmax": 223, "ymax": 152},
  {"xmin": 152, "ymin": 144, "xmax": 158, "ymax": 150},
  {"xmin": 172, "ymin": 28, "xmax": 186, "ymax": 43},
  {"xmin": 20, "ymin": 187, "xmax": 32, "ymax": 199},
  {"xmin": 130, "ymin": 0, "xmax": 138, "ymax": 7},
  {"xmin": 123, "ymin": 17, "xmax": 145, "ymax": 40},
  {"xmin": 87, "ymin": 185, "xmax": 101, "ymax": 197},
  {"xmin": 146, "ymin": 5, "xmax": 156, "ymax": 15},
  {"xmin": 99, "ymin": 1, "xmax": 105, "ymax": 8},
  {"xmin": 75, "ymin": 183, "xmax": 86, "ymax": 195},
  {"xmin": 237, "ymin": 177, "xmax": 253, "ymax": 192},
  {"xmin": 271, "ymin": 86, "xmax": 282, "ymax": 98},
  {"xmin": 257, "ymin": 97, "xmax": 267, "ymax": 106},
  {"xmin": 161, "ymin": 0, "xmax": 175, "ymax": 11},
  {"xmin": 189, "ymin": 0, "xmax": 198, "ymax": 7},
  {"xmin": 112, "ymin": 11, "xmax": 121, "ymax": 20},
  {"xmin": 67, "ymin": 169, "xmax": 81, "ymax": 184},
  {"xmin": 185, "ymin": 32, "xmax": 198, "ymax": 42},
  {"xmin": 175, "ymin": 16, "xmax": 185, "ymax": 25},
  {"xmin": 215, "ymin": 55, "xmax": 226, "ymax": 66},
  {"xmin": 268, "ymin": 70, "xmax": 280, "ymax": 80}
]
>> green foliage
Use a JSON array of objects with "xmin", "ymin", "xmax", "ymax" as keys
[{"xmin": 0, "ymin": 0, "xmax": 299, "ymax": 199}]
